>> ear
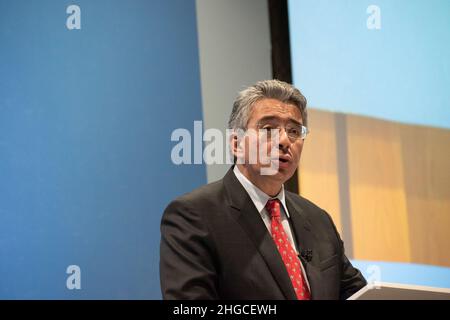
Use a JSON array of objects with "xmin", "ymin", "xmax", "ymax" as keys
[
  {"xmin": 230, "ymin": 131, "xmax": 246, "ymax": 164},
  {"xmin": 230, "ymin": 133, "xmax": 239, "ymax": 157}
]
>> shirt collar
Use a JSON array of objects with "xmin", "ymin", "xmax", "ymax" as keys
[{"xmin": 233, "ymin": 166, "xmax": 290, "ymax": 217}]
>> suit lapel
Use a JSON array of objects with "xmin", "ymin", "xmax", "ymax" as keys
[
  {"xmin": 285, "ymin": 193, "xmax": 322, "ymax": 299},
  {"xmin": 223, "ymin": 169, "xmax": 297, "ymax": 300}
]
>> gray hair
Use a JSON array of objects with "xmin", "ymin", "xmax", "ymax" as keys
[{"xmin": 228, "ymin": 79, "xmax": 308, "ymax": 130}]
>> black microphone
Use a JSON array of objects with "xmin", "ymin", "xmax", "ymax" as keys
[{"xmin": 300, "ymin": 249, "xmax": 313, "ymax": 262}]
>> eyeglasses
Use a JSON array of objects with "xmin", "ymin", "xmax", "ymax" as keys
[{"xmin": 255, "ymin": 121, "xmax": 309, "ymax": 141}]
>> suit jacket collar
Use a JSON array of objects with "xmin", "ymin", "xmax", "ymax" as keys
[
  {"xmin": 285, "ymin": 192, "xmax": 322, "ymax": 299},
  {"xmin": 223, "ymin": 167, "xmax": 319, "ymax": 299}
]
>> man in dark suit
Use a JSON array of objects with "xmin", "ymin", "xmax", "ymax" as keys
[{"xmin": 160, "ymin": 80, "xmax": 366, "ymax": 299}]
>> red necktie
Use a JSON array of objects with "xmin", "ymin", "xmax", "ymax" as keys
[{"xmin": 266, "ymin": 199, "xmax": 311, "ymax": 300}]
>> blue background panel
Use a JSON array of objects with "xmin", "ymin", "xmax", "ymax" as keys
[
  {"xmin": 352, "ymin": 260, "xmax": 450, "ymax": 289},
  {"xmin": 0, "ymin": 0, "xmax": 206, "ymax": 299}
]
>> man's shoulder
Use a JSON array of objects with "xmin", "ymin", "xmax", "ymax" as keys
[{"xmin": 165, "ymin": 178, "xmax": 227, "ymax": 212}]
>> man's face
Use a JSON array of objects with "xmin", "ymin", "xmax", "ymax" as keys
[{"xmin": 234, "ymin": 98, "xmax": 305, "ymax": 185}]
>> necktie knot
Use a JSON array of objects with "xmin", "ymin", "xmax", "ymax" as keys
[{"xmin": 266, "ymin": 199, "xmax": 281, "ymax": 219}]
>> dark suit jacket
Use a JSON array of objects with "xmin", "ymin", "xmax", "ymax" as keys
[{"xmin": 160, "ymin": 168, "xmax": 366, "ymax": 299}]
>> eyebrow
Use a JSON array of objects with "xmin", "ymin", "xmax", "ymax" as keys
[{"xmin": 257, "ymin": 115, "xmax": 303, "ymax": 126}]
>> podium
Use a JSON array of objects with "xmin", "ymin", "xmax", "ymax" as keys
[{"xmin": 348, "ymin": 282, "xmax": 450, "ymax": 300}]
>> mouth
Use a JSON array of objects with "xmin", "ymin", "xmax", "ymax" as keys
[
  {"xmin": 275, "ymin": 155, "xmax": 292, "ymax": 168},
  {"xmin": 278, "ymin": 155, "xmax": 291, "ymax": 163}
]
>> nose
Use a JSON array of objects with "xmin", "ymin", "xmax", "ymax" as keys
[{"xmin": 278, "ymin": 127, "xmax": 291, "ymax": 152}]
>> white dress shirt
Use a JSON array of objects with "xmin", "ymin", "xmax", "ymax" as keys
[{"xmin": 233, "ymin": 165, "xmax": 310, "ymax": 290}]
